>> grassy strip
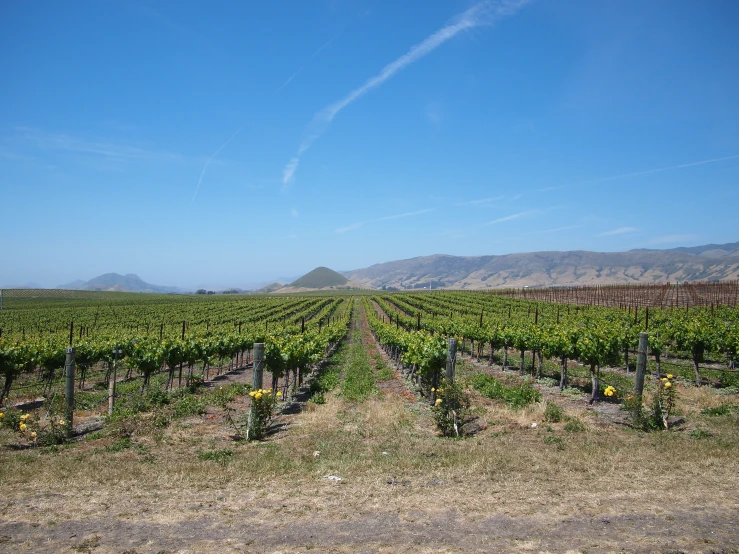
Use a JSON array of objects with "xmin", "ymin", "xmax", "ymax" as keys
[
  {"xmin": 341, "ymin": 341, "xmax": 377, "ymax": 402},
  {"xmin": 371, "ymin": 353, "xmax": 394, "ymax": 381},
  {"xmin": 339, "ymin": 310, "xmax": 377, "ymax": 402},
  {"xmin": 307, "ymin": 343, "xmax": 345, "ymax": 405},
  {"xmin": 470, "ymin": 373, "xmax": 541, "ymax": 409}
]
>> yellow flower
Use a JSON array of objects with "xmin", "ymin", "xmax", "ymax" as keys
[
  {"xmin": 30, "ymin": 431, "xmax": 37, "ymax": 439},
  {"xmin": 435, "ymin": 398, "xmax": 442, "ymax": 406},
  {"xmin": 255, "ymin": 393, "xmax": 262, "ymax": 400},
  {"xmin": 58, "ymin": 419, "xmax": 65, "ymax": 426},
  {"xmin": 661, "ymin": 377, "xmax": 668, "ymax": 382},
  {"xmin": 664, "ymin": 382, "xmax": 672, "ymax": 389},
  {"xmin": 0, "ymin": 412, "xmax": 4, "ymax": 419},
  {"xmin": 249, "ymin": 391, "xmax": 256, "ymax": 397},
  {"xmin": 276, "ymin": 391, "xmax": 282, "ymax": 397},
  {"xmin": 431, "ymin": 388, "xmax": 435, "ymax": 392},
  {"xmin": 667, "ymin": 374, "xmax": 674, "ymax": 379},
  {"xmin": 20, "ymin": 414, "xmax": 30, "ymax": 421},
  {"xmin": 19, "ymin": 423, "xmax": 27, "ymax": 431}
]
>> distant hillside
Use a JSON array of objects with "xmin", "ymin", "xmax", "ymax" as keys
[
  {"xmin": 343, "ymin": 243, "xmax": 739, "ymax": 289},
  {"xmin": 251, "ymin": 282, "xmax": 284, "ymax": 294},
  {"xmin": 633, "ymin": 241, "xmax": 739, "ymax": 258},
  {"xmin": 271, "ymin": 267, "xmax": 369, "ymax": 293},
  {"xmin": 57, "ymin": 273, "xmax": 182, "ymax": 293},
  {"xmin": 291, "ymin": 267, "xmax": 348, "ymax": 289}
]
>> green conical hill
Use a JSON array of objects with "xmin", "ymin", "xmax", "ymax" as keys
[{"xmin": 290, "ymin": 267, "xmax": 348, "ymax": 289}]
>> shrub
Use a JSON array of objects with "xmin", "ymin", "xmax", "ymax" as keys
[
  {"xmin": 544, "ymin": 434, "xmax": 564, "ymax": 449},
  {"xmin": 544, "ymin": 401, "xmax": 563, "ymax": 423},
  {"xmin": 309, "ymin": 392, "xmax": 326, "ymax": 405},
  {"xmin": 173, "ymin": 396, "xmax": 207, "ymax": 418},
  {"xmin": 431, "ymin": 379, "xmax": 471, "ymax": 437},
  {"xmin": 146, "ymin": 389, "xmax": 170, "ymax": 407},
  {"xmin": 187, "ymin": 376, "xmax": 205, "ymax": 394},
  {"xmin": 564, "ymin": 418, "xmax": 585, "ymax": 433}
]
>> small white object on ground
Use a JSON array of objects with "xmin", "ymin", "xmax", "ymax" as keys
[
  {"xmin": 323, "ymin": 475, "xmax": 342, "ymax": 482},
  {"xmin": 531, "ymin": 422, "xmax": 538, "ymax": 428},
  {"xmin": 313, "ymin": 450, "xmax": 320, "ymax": 457},
  {"xmin": 382, "ymin": 451, "xmax": 389, "ymax": 456}
]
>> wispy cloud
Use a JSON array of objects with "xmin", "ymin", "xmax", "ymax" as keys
[
  {"xmin": 282, "ymin": 0, "xmax": 530, "ymax": 186},
  {"xmin": 483, "ymin": 209, "xmax": 538, "ymax": 226},
  {"xmin": 16, "ymin": 126, "xmax": 182, "ymax": 163},
  {"xmin": 525, "ymin": 224, "xmax": 584, "ymax": 236},
  {"xmin": 454, "ymin": 195, "xmax": 505, "ymax": 206},
  {"xmin": 378, "ymin": 208, "xmax": 434, "ymax": 221},
  {"xmin": 598, "ymin": 226, "xmax": 637, "ymax": 237},
  {"xmin": 277, "ymin": 27, "xmax": 346, "ymax": 93},
  {"xmin": 539, "ymin": 154, "xmax": 739, "ymax": 192},
  {"xmin": 335, "ymin": 208, "xmax": 434, "ymax": 234},
  {"xmin": 335, "ymin": 222, "xmax": 366, "ymax": 234},
  {"xmin": 282, "ymin": 157, "xmax": 300, "ymax": 185},
  {"xmin": 188, "ymin": 126, "xmax": 243, "ymax": 213}
]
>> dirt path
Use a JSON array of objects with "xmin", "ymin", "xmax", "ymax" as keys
[
  {"xmin": 1, "ymin": 506, "xmax": 738, "ymax": 554},
  {"xmin": 358, "ymin": 301, "xmax": 415, "ymax": 399}
]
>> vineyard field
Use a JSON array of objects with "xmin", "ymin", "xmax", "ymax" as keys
[{"xmin": 1, "ymin": 289, "xmax": 738, "ymax": 552}]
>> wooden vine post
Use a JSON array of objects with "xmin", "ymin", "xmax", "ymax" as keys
[
  {"xmin": 64, "ymin": 347, "xmax": 75, "ymax": 437},
  {"xmin": 445, "ymin": 338, "xmax": 458, "ymax": 384},
  {"xmin": 633, "ymin": 332, "xmax": 649, "ymax": 421},
  {"xmin": 108, "ymin": 344, "xmax": 121, "ymax": 415},
  {"xmin": 247, "ymin": 343, "xmax": 265, "ymax": 439}
]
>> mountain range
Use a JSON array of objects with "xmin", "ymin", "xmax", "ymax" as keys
[
  {"xmin": 57, "ymin": 273, "xmax": 182, "ymax": 294},
  {"xmin": 342, "ymin": 241, "xmax": 739, "ymax": 290},
  {"xmin": 46, "ymin": 241, "xmax": 739, "ymax": 293}
]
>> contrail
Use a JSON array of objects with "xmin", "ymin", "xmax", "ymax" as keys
[
  {"xmin": 282, "ymin": 0, "xmax": 530, "ymax": 186},
  {"xmin": 538, "ymin": 154, "xmax": 739, "ymax": 192},
  {"xmin": 483, "ymin": 210, "xmax": 538, "ymax": 226},
  {"xmin": 334, "ymin": 208, "xmax": 434, "ymax": 234},
  {"xmin": 188, "ymin": 126, "xmax": 243, "ymax": 212},
  {"xmin": 277, "ymin": 27, "xmax": 346, "ymax": 93}
]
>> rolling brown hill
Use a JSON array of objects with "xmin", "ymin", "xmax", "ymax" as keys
[{"xmin": 343, "ymin": 243, "xmax": 739, "ymax": 290}]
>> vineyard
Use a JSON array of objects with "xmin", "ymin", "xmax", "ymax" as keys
[
  {"xmin": 1, "ymin": 288, "xmax": 738, "ymax": 552},
  {"xmin": 1, "ymin": 287, "xmax": 738, "ymax": 429}
]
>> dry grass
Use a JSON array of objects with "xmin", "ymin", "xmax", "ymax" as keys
[{"xmin": 1, "ymin": 360, "xmax": 738, "ymax": 552}]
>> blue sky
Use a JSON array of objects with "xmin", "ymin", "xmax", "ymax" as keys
[{"xmin": 1, "ymin": 0, "xmax": 738, "ymax": 289}]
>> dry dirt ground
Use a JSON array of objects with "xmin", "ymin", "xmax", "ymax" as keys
[{"xmin": 1, "ymin": 306, "xmax": 738, "ymax": 553}]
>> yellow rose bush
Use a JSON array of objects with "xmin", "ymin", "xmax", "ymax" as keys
[
  {"xmin": 430, "ymin": 380, "xmax": 470, "ymax": 437},
  {"xmin": 248, "ymin": 388, "xmax": 280, "ymax": 440}
]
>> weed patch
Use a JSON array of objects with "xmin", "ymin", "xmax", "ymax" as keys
[
  {"xmin": 197, "ymin": 448, "xmax": 233, "ymax": 466},
  {"xmin": 471, "ymin": 374, "xmax": 541, "ymax": 409}
]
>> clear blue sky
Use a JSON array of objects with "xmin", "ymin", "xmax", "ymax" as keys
[{"xmin": 2, "ymin": 0, "xmax": 738, "ymax": 289}]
